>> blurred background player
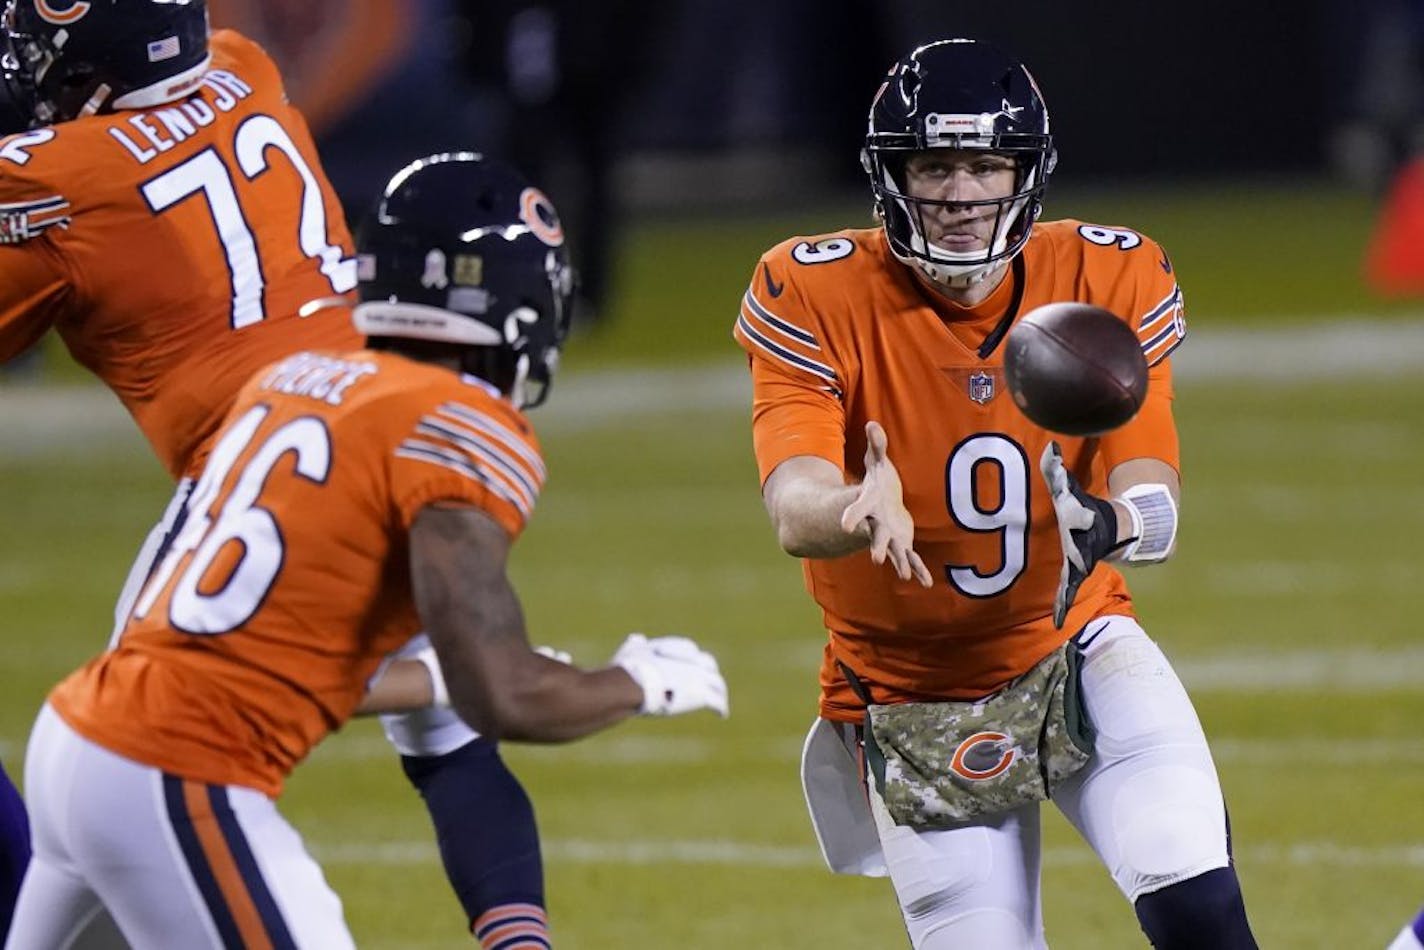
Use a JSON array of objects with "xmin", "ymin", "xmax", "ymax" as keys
[
  {"xmin": 0, "ymin": 0, "xmax": 587, "ymax": 942},
  {"xmin": 734, "ymin": 39, "xmax": 1257, "ymax": 948},
  {"xmin": 453, "ymin": 0, "xmax": 668, "ymax": 325},
  {"xmin": 1392, "ymin": 906, "xmax": 1424, "ymax": 949},
  {"xmin": 5, "ymin": 151, "xmax": 729, "ymax": 949}
]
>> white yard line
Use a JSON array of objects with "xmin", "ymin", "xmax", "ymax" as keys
[
  {"xmin": 2, "ymin": 320, "xmax": 1422, "ymax": 454},
  {"xmin": 289, "ymin": 727, "xmax": 1424, "ymax": 768},
  {"xmin": 312, "ymin": 837, "xmax": 1424, "ymax": 870},
  {"xmin": 1174, "ymin": 646, "xmax": 1424, "ymax": 691}
]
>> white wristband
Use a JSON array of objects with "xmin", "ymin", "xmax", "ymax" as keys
[
  {"xmin": 412, "ymin": 646, "xmax": 451, "ymax": 708},
  {"xmin": 1116, "ymin": 483, "xmax": 1177, "ymax": 563}
]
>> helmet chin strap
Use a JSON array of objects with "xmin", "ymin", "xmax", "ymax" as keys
[
  {"xmin": 917, "ymin": 256, "xmax": 1008, "ymax": 291},
  {"xmin": 880, "ymin": 159, "xmax": 1041, "ymax": 292},
  {"xmin": 508, "ymin": 352, "xmax": 532, "ymax": 408}
]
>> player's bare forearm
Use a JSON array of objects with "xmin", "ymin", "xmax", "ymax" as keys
[
  {"xmin": 764, "ymin": 437, "xmax": 933, "ymax": 588},
  {"xmin": 763, "ymin": 456, "xmax": 869, "ymax": 557},
  {"xmin": 411, "ymin": 504, "xmax": 643, "ymax": 741}
]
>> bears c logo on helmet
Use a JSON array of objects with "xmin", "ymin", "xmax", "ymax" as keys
[
  {"xmin": 34, "ymin": 0, "xmax": 91, "ymax": 25},
  {"xmin": 519, "ymin": 187, "xmax": 564, "ymax": 248}
]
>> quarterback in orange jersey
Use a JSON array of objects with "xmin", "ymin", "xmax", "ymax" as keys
[
  {"xmin": 735, "ymin": 40, "xmax": 1257, "ymax": 949},
  {"xmin": 6, "ymin": 153, "xmax": 728, "ymax": 949}
]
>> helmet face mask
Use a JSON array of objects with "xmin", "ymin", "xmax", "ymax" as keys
[
  {"xmin": 1, "ymin": 0, "xmax": 211, "ymax": 128},
  {"xmin": 864, "ymin": 38, "xmax": 1057, "ymax": 288},
  {"xmin": 354, "ymin": 152, "xmax": 576, "ymax": 410}
]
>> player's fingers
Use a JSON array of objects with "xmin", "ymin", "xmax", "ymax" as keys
[
  {"xmin": 1052, "ymin": 562, "xmax": 1072, "ymax": 628},
  {"xmin": 864, "ymin": 420, "xmax": 888, "ymax": 462},
  {"xmin": 840, "ymin": 494, "xmax": 872, "ymax": 535},
  {"xmin": 867, "ymin": 520, "xmax": 891, "ymax": 564},
  {"xmin": 886, "ymin": 538, "xmax": 913, "ymax": 580},
  {"xmin": 1059, "ymin": 573, "xmax": 1084, "ymax": 625},
  {"xmin": 1039, "ymin": 441, "xmax": 1065, "ymax": 488},
  {"xmin": 907, "ymin": 549, "xmax": 934, "ymax": 588}
]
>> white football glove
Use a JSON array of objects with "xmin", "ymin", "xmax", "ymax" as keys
[
  {"xmin": 1039, "ymin": 442, "xmax": 1131, "ymax": 629},
  {"xmin": 612, "ymin": 633, "xmax": 729, "ymax": 718}
]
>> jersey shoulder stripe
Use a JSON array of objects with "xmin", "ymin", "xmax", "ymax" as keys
[
  {"xmin": 742, "ymin": 286, "xmax": 820, "ymax": 350},
  {"xmin": 735, "ymin": 280, "xmax": 841, "ymax": 394},
  {"xmin": 1137, "ymin": 284, "xmax": 1186, "ymax": 365},
  {"xmin": 735, "ymin": 313, "xmax": 842, "ymax": 396},
  {"xmin": 436, "ymin": 400, "xmax": 546, "ymax": 480},
  {"xmin": 393, "ymin": 439, "xmax": 533, "ymax": 515},
  {"xmin": 396, "ymin": 399, "xmax": 544, "ymax": 516},
  {"xmin": 0, "ymin": 195, "xmax": 71, "ymax": 244},
  {"xmin": 412, "ymin": 418, "xmax": 539, "ymax": 511}
]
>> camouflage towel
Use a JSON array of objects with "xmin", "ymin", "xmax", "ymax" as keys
[{"xmin": 864, "ymin": 641, "xmax": 1095, "ymax": 829}]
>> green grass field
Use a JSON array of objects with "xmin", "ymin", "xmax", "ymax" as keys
[{"xmin": 3, "ymin": 181, "xmax": 1424, "ymax": 947}]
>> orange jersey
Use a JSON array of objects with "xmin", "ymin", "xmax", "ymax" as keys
[
  {"xmin": 48, "ymin": 350, "xmax": 545, "ymax": 796},
  {"xmin": 0, "ymin": 30, "xmax": 360, "ymax": 479},
  {"xmin": 734, "ymin": 221, "xmax": 1186, "ymax": 721}
]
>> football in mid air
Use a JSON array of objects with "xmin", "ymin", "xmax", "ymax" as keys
[{"xmin": 1003, "ymin": 302, "xmax": 1149, "ymax": 436}]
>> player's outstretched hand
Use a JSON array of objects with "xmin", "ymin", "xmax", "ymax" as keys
[
  {"xmin": 612, "ymin": 634, "xmax": 729, "ymax": 718},
  {"xmin": 534, "ymin": 645, "xmax": 573, "ymax": 665},
  {"xmin": 1039, "ymin": 441, "xmax": 1128, "ymax": 628},
  {"xmin": 840, "ymin": 421, "xmax": 934, "ymax": 588}
]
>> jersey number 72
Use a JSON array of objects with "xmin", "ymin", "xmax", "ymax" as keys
[{"xmin": 140, "ymin": 114, "xmax": 356, "ymax": 330}]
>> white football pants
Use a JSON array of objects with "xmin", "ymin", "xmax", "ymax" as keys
[
  {"xmin": 812, "ymin": 615, "xmax": 1233, "ymax": 949},
  {"xmin": 6, "ymin": 706, "xmax": 354, "ymax": 949}
]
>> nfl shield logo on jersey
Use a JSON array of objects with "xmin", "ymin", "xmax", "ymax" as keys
[{"xmin": 968, "ymin": 371, "xmax": 996, "ymax": 405}]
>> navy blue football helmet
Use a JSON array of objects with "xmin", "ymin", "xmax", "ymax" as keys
[
  {"xmin": 354, "ymin": 152, "xmax": 575, "ymax": 409},
  {"xmin": 1, "ymin": 0, "xmax": 210, "ymax": 127},
  {"xmin": 863, "ymin": 38, "xmax": 1056, "ymax": 287}
]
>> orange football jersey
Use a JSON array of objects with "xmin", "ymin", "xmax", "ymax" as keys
[
  {"xmin": 48, "ymin": 350, "xmax": 545, "ymax": 796},
  {"xmin": 0, "ymin": 30, "xmax": 360, "ymax": 479},
  {"xmin": 734, "ymin": 220, "xmax": 1186, "ymax": 721}
]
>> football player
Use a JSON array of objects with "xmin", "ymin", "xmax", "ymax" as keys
[
  {"xmin": 1391, "ymin": 906, "xmax": 1424, "ymax": 949},
  {"xmin": 5, "ymin": 151, "xmax": 729, "ymax": 948},
  {"xmin": 0, "ymin": 1, "xmax": 587, "ymax": 944},
  {"xmin": 734, "ymin": 39, "xmax": 1257, "ymax": 948}
]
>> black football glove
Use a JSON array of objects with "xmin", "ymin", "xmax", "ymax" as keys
[{"xmin": 1039, "ymin": 442, "xmax": 1135, "ymax": 629}]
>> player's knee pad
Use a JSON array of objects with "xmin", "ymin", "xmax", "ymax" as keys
[
  {"xmin": 1134, "ymin": 866, "xmax": 1256, "ymax": 949},
  {"xmin": 1114, "ymin": 766, "xmax": 1227, "ymax": 892},
  {"xmin": 401, "ymin": 739, "xmax": 544, "ymax": 923}
]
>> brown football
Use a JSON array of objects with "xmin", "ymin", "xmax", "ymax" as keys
[{"xmin": 1003, "ymin": 302, "xmax": 1149, "ymax": 436}]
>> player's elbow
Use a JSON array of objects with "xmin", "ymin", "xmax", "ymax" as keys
[
  {"xmin": 447, "ymin": 687, "xmax": 505, "ymax": 740},
  {"xmin": 775, "ymin": 519, "xmax": 814, "ymax": 558}
]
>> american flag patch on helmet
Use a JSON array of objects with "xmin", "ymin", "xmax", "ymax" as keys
[
  {"xmin": 148, "ymin": 36, "xmax": 182, "ymax": 62},
  {"xmin": 0, "ymin": 196, "xmax": 71, "ymax": 244}
]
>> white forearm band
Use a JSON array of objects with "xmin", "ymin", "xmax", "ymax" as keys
[
  {"xmin": 412, "ymin": 646, "xmax": 452, "ymax": 708},
  {"xmin": 1117, "ymin": 483, "xmax": 1177, "ymax": 563}
]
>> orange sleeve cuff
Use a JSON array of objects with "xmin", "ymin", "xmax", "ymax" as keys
[{"xmin": 747, "ymin": 356, "xmax": 847, "ymax": 484}]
